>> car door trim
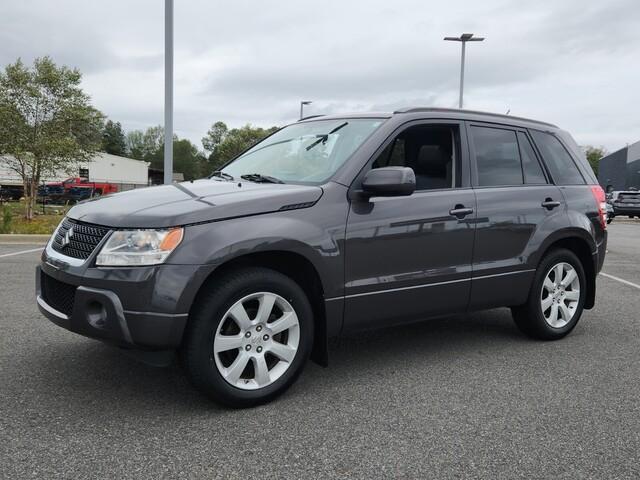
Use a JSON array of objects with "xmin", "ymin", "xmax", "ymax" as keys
[{"xmin": 325, "ymin": 269, "xmax": 534, "ymax": 301}]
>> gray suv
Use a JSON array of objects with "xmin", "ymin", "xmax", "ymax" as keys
[{"xmin": 36, "ymin": 108, "xmax": 608, "ymax": 407}]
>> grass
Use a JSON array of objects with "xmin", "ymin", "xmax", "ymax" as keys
[{"xmin": 0, "ymin": 200, "xmax": 70, "ymax": 235}]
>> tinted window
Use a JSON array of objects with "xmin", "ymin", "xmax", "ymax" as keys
[
  {"xmin": 471, "ymin": 126, "xmax": 522, "ymax": 186},
  {"xmin": 517, "ymin": 132, "xmax": 546, "ymax": 184},
  {"xmin": 530, "ymin": 130, "xmax": 585, "ymax": 185},
  {"xmin": 373, "ymin": 125, "xmax": 458, "ymax": 190}
]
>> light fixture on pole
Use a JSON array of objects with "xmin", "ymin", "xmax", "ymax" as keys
[
  {"xmin": 300, "ymin": 101, "xmax": 312, "ymax": 120},
  {"xmin": 443, "ymin": 33, "xmax": 484, "ymax": 109},
  {"xmin": 164, "ymin": 0, "xmax": 174, "ymax": 185}
]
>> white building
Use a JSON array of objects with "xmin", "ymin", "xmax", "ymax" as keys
[{"xmin": 0, "ymin": 152, "xmax": 150, "ymax": 187}]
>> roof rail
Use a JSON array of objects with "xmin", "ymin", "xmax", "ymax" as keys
[
  {"xmin": 393, "ymin": 107, "xmax": 557, "ymax": 128},
  {"xmin": 297, "ymin": 114, "xmax": 325, "ymax": 122}
]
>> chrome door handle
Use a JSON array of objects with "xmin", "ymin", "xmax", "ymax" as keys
[
  {"xmin": 449, "ymin": 206, "xmax": 474, "ymax": 218},
  {"xmin": 541, "ymin": 199, "xmax": 561, "ymax": 210}
]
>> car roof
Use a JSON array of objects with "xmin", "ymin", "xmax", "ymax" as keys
[{"xmin": 299, "ymin": 107, "xmax": 558, "ymax": 131}]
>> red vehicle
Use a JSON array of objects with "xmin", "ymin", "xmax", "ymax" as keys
[{"xmin": 47, "ymin": 177, "xmax": 118, "ymax": 196}]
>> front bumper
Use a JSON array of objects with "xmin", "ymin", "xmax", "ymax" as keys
[{"xmin": 36, "ymin": 266, "xmax": 189, "ymax": 348}]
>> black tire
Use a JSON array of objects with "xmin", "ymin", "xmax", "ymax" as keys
[
  {"xmin": 511, "ymin": 248, "xmax": 587, "ymax": 340},
  {"xmin": 181, "ymin": 267, "xmax": 314, "ymax": 408}
]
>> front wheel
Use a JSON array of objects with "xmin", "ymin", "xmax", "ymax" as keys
[
  {"xmin": 512, "ymin": 248, "xmax": 586, "ymax": 340},
  {"xmin": 181, "ymin": 267, "xmax": 314, "ymax": 407}
]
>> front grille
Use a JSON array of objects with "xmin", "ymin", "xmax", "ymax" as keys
[
  {"xmin": 40, "ymin": 272, "xmax": 77, "ymax": 317},
  {"xmin": 51, "ymin": 217, "xmax": 110, "ymax": 260}
]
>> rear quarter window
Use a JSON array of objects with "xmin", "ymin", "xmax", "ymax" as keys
[{"xmin": 530, "ymin": 130, "xmax": 585, "ymax": 185}]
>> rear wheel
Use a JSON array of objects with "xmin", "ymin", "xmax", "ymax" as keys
[
  {"xmin": 181, "ymin": 267, "xmax": 313, "ymax": 407},
  {"xmin": 511, "ymin": 249, "xmax": 586, "ymax": 340}
]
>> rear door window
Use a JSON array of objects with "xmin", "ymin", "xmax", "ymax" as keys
[
  {"xmin": 471, "ymin": 126, "xmax": 522, "ymax": 186},
  {"xmin": 530, "ymin": 130, "xmax": 585, "ymax": 185},
  {"xmin": 517, "ymin": 132, "xmax": 547, "ymax": 184}
]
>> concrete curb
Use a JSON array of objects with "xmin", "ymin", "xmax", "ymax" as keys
[{"xmin": 0, "ymin": 234, "xmax": 49, "ymax": 244}]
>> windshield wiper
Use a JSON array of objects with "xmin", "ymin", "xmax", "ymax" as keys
[
  {"xmin": 210, "ymin": 170, "xmax": 234, "ymax": 181},
  {"xmin": 240, "ymin": 173, "xmax": 284, "ymax": 184},
  {"xmin": 306, "ymin": 122, "xmax": 349, "ymax": 151}
]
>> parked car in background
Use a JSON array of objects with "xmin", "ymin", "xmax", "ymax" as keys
[
  {"xmin": 609, "ymin": 188, "xmax": 640, "ymax": 219},
  {"xmin": 0, "ymin": 185, "xmax": 23, "ymax": 201},
  {"xmin": 36, "ymin": 108, "xmax": 607, "ymax": 407},
  {"xmin": 48, "ymin": 177, "xmax": 118, "ymax": 197}
]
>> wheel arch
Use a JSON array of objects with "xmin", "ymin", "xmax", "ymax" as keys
[{"xmin": 186, "ymin": 250, "xmax": 330, "ymax": 366}]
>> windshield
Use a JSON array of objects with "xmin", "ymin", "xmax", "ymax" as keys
[{"xmin": 220, "ymin": 119, "xmax": 384, "ymax": 184}]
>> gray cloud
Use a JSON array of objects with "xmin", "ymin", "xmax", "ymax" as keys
[{"xmin": 1, "ymin": 0, "xmax": 639, "ymax": 151}]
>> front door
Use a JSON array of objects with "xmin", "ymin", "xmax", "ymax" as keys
[{"xmin": 343, "ymin": 121, "xmax": 476, "ymax": 332}]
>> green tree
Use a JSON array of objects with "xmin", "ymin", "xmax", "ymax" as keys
[
  {"xmin": 173, "ymin": 138, "xmax": 207, "ymax": 180},
  {"xmin": 584, "ymin": 146, "xmax": 607, "ymax": 176},
  {"xmin": 0, "ymin": 57, "xmax": 103, "ymax": 219},
  {"xmin": 127, "ymin": 125, "xmax": 206, "ymax": 180},
  {"xmin": 126, "ymin": 125, "xmax": 164, "ymax": 161},
  {"xmin": 202, "ymin": 122, "xmax": 278, "ymax": 171},
  {"xmin": 102, "ymin": 119, "xmax": 127, "ymax": 156}
]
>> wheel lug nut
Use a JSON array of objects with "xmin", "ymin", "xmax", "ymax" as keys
[
  {"xmin": 245, "ymin": 345, "xmax": 251, "ymax": 351},
  {"xmin": 256, "ymin": 325, "xmax": 263, "ymax": 332},
  {"xmin": 245, "ymin": 332, "xmax": 251, "ymax": 338},
  {"xmin": 263, "ymin": 334, "xmax": 269, "ymax": 341},
  {"xmin": 257, "ymin": 346, "xmax": 263, "ymax": 353}
]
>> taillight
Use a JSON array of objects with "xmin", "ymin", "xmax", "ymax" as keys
[{"xmin": 590, "ymin": 185, "xmax": 607, "ymax": 229}]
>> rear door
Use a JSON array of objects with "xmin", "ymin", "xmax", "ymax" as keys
[
  {"xmin": 467, "ymin": 123, "xmax": 564, "ymax": 310},
  {"xmin": 343, "ymin": 120, "xmax": 476, "ymax": 332}
]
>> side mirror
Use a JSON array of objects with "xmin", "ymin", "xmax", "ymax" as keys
[{"xmin": 361, "ymin": 167, "xmax": 416, "ymax": 197}]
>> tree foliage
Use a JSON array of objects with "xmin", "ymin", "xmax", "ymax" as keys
[
  {"xmin": 584, "ymin": 145, "xmax": 607, "ymax": 176},
  {"xmin": 0, "ymin": 57, "xmax": 103, "ymax": 219},
  {"xmin": 101, "ymin": 119, "xmax": 127, "ymax": 156},
  {"xmin": 125, "ymin": 125, "xmax": 206, "ymax": 180},
  {"xmin": 202, "ymin": 122, "xmax": 279, "ymax": 170}
]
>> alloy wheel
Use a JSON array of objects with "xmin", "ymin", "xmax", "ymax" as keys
[
  {"xmin": 540, "ymin": 262, "xmax": 581, "ymax": 328},
  {"xmin": 213, "ymin": 292, "xmax": 300, "ymax": 390}
]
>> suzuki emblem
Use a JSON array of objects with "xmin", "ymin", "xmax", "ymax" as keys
[{"xmin": 61, "ymin": 227, "xmax": 74, "ymax": 248}]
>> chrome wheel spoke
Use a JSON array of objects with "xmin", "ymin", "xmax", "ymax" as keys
[
  {"xmin": 256, "ymin": 293, "xmax": 277, "ymax": 323},
  {"xmin": 270, "ymin": 312, "xmax": 297, "ymax": 335},
  {"xmin": 562, "ymin": 267, "xmax": 577, "ymax": 287},
  {"xmin": 214, "ymin": 333, "xmax": 244, "ymax": 353},
  {"xmin": 554, "ymin": 264, "xmax": 564, "ymax": 284},
  {"xmin": 541, "ymin": 295, "xmax": 554, "ymax": 311},
  {"xmin": 228, "ymin": 302, "xmax": 252, "ymax": 330},
  {"xmin": 558, "ymin": 302, "xmax": 571, "ymax": 321},
  {"xmin": 543, "ymin": 277, "xmax": 555, "ymax": 293},
  {"xmin": 253, "ymin": 355, "xmax": 271, "ymax": 386},
  {"xmin": 564, "ymin": 290, "xmax": 579, "ymax": 301},
  {"xmin": 224, "ymin": 351, "xmax": 250, "ymax": 384},
  {"xmin": 548, "ymin": 303, "xmax": 559, "ymax": 324},
  {"xmin": 269, "ymin": 341, "xmax": 297, "ymax": 363}
]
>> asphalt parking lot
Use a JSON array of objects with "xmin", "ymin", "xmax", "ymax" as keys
[{"xmin": 1, "ymin": 223, "xmax": 639, "ymax": 479}]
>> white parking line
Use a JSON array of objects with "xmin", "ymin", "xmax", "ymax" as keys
[
  {"xmin": 600, "ymin": 272, "xmax": 640, "ymax": 290},
  {"xmin": 0, "ymin": 247, "xmax": 43, "ymax": 259}
]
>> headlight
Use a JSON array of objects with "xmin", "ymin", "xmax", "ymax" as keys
[{"xmin": 96, "ymin": 228, "xmax": 184, "ymax": 266}]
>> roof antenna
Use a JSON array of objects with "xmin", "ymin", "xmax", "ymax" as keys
[{"xmin": 505, "ymin": 109, "xmax": 510, "ymax": 115}]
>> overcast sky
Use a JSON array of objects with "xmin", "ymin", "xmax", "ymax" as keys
[{"xmin": 1, "ymin": 0, "xmax": 639, "ymax": 152}]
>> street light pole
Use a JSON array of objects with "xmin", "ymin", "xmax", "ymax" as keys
[
  {"xmin": 164, "ymin": 0, "xmax": 173, "ymax": 185},
  {"xmin": 300, "ymin": 101, "xmax": 312, "ymax": 120},
  {"xmin": 444, "ymin": 33, "xmax": 484, "ymax": 109}
]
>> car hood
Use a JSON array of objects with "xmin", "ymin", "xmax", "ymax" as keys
[{"xmin": 67, "ymin": 179, "xmax": 323, "ymax": 228}]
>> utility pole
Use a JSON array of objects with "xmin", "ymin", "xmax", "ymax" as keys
[
  {"xmin": 444, "ymin": 33, "xmax": 485, "ymax": 109},
  {"xmin": 300, "ymin": 101, "xmax": 312, "ymax": 120},
  {"xmin": 164, "ymin": 0, "xmax": 174, "ymax": 184}
]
